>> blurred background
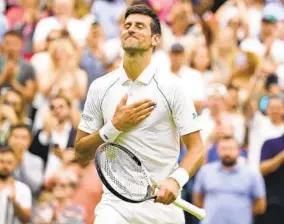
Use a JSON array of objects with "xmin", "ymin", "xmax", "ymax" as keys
[{"xmin": 0, "ymin": 0, "xmax": 283, "ymax": 223}]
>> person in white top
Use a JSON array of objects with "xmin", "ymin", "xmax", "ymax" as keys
[
  {"xmin": 75, "ymin": 5, "xmax": 204, "ymax": 224},
  {"xmin": 0, "ymin": 146, "xmax": 32, "ymax": 224}
]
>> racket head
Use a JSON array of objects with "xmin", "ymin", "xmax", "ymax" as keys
[{"xmin": 95, "ymin": 142, "xmax": 155, "ymax": 203}]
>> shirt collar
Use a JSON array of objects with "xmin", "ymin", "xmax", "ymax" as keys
[{"xmin": 119, "ymin": 59, "xmax": 157, "ymax": 85}]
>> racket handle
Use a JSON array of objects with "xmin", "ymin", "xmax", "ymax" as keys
[{"xmin": 173, "ymin": 198, "xmax": 206, "ymax": 220}]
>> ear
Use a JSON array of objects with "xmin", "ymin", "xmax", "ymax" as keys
[{"xmin": 151, "ymin": 34, "xmax": 161, "ymax": 48}]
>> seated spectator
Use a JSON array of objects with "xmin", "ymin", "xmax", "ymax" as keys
[
  {"xmin": 33, "ymin": 0, "xmax": 89, "ymax": 52},
  {"xmin": 33, "ymin": 170, "xmax": 85, "ymax": 223},
  {"xmin": 0, "ymin": 146, "xmax": 32, "ymax": 224},
  {"xmin": 0, "ymin": 89, "xmax": 30, "ymax": 144},
  {"xmin": 0, "ymin": 30, "xmax": 37, "ymax": 103},
  {"xmin": 256, "ymin": 134, "xmax": 284, "ymax": 224},
  {"xmin": 193, "ymin": 136, "xmax": 266, "ymax": 224},
  {"xmin": 7, "ymin": 124, "xmax": 43, "ymax": 195}
]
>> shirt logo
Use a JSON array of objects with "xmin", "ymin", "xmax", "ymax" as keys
[{"xmin": 82, "ymin": 114, "xmax": 94, "ymax": 122}]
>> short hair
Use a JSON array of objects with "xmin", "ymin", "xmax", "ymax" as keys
[
  {"xmin": 217, "ymin": 135, "xmax": 239, "ymax": 147},
  {"xmin": 0, "ymin": 145, "xmax": 15, "ymax": 155},
  {"xmin": 10, "ymin": 124, "xmax": 31, "ymax": 136},
  {"xmin": 125, "ymin": 4, "xmax": 161, "ymax": 35},
  {"xmin": 4, "ymin": 30, "xmax": 23, "ymax": 40}
]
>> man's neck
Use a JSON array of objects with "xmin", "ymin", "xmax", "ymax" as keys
[
  {"xmin": 123, "ymin": 50, "xmax": 152, "ymax": 81},
  {"xmin": 171, "ymin": 65, "xmax": 182, "ymax": 75},
  {"xmin": 222, "ymin": 164, "xmax": 238, "ymax": 172},
  {"xmin": 270, "ymin": 118, "xmax": 283, "ymax": 126},
  {"xmin": 0, "ymin": 177, "xmax": 14, "ymax": 186},
  {"xmin": 56, "ymin": 120, "xmax": 70, "ymax": 132}
]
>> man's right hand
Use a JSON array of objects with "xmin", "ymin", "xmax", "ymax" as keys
[{"xmin": 112, "ymin": 94, "xmax": 156, "ymax": 131}]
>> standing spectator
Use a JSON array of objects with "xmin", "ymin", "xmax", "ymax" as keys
[
  {"xmin": 0, "ymin": 30, "xmax": 37, "ymax": 103},
  {"xmin": 169, "ymin": 43, "xmax": 205, "ymax": 114},
  {"xmin": 8, "ymin": 124, "xmax": 44, "ymax": 195},
  {"xmin": 256, "ymin": 134, "xmax": 284, "ymax": 224},
  {"xmin": 91, "ymin": 0, "xmax": 126, "ymax": 39},
  {"xmin": 33, "ymin": 0, "xmax": 89, "ymax": 52},
  {"xmin": 80, "ymin": 22, "xmax": 107, "ymax": 89},
  {"xmin": 0, "ymin": 146, "xmax": 32, "ymax": 224},
  {"xmin": 193, "ymin": 136, "xmax": 266, "ymax": 224},
  {"xmin": 248, "ymin": 96, "xmax": 284, "ymax": 172}
]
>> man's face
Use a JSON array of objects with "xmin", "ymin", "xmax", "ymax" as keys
[
  {"xmin": 121, "ymin": 14, "xmax": 158, "ymax": 53},
  {"xmin": 207, "ymin": 93, "xmax": 223, "ymax": 111},
  {"xmin": 261, "ymin": 20, "xmax": 277, "ymax": 37},
  {"xmin": 217, "ymin": 139, "xmax": 240, "ymax": 167},
  {"xmin": 53, "ymin": 0, "xmax": 74, "ymax": 16},
  {"xmin": 8, "ymin": 128, "xmax": 31, "ymax": 153},
  {"xmin": 50, "ymin": 98, "xmax": 70, "ymax": 122},
  {"xmin": 266, "ymin": 98, "xmax": 284, "ymax": 121},
  {"xmin": 0, "ymin": 152, "xmax": 17, "ymax": 179},
  {"xmin": 169, "ymin": 52, "xmax": 185, "ymax": 69},
  {"xmin": 3, "ymin": 35, "xmax": 23, "ymax": 58},
  {"xmin": 87, "ymin": 25, "xmax": 103, "ymax": 47}
]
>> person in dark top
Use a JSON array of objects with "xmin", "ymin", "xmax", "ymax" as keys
[
  {"xmin": 0, "ymin": 30, "xmax": 36, "ymax": 103},
  {"xmin": 256, "ymin": 134, "xmax": 284, "ymax": 224}
]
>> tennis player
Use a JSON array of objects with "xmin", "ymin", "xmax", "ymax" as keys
[{"xmin": 75, "ymin": 4, "xmax": 204, "ymax": 224}]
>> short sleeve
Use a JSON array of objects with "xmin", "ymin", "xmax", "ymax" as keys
[
  {"xmin": 193, "ymin": 168, "xmax": 206, "ymax": 194},
  {"xmin": 260, "ymin": 140, "xmax": 273, "ymax": 161},
  {"xmin": 250, "ymin": 171, "xmax": 266, "ymax": 200},
  {"xmin": 78, "ymin": 81, "xmax": 104, "ymax": 134},
  {"xmin": 172, "ymin": 81, "xmax": 201, "ymax": 136},
  {"xmin": 15, "ymin": 182, "xmax": 32, "ymax": 208}
]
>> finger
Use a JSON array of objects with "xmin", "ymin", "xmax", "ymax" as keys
[
  {"xmin": 118, "ymin": 94, "xmax": 128, "ymax": 107},
  {"xmin": 135, "ymin": 101, "xmax": 156, "ymax": 112},
  {"xmin": 129, "ymin": 99, "xmax": 154, "ymax": 109},
  {"xmin": 155, "ymin": 188, "xmax": 166, "ymax": 203},
  {"xmin": 136, "ymin": 111, "xmax": 152, "ymax": 122},
  {"xmin": 136, "ymin": 106, "xmax": 155, "ymax": 117}
]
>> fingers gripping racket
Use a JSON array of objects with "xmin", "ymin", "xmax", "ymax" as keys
[{"xmin": 94, "ymin": 142, "xmax": 206, "ymax": 220}]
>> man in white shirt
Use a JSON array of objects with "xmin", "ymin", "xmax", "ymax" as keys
[
  {"xmin": 0, "ymin": 146, "xmax": 32, "ymax": 224},
  {"xmin": 75, "ymin": 4, "xmax": 204, "ymax": 224}
]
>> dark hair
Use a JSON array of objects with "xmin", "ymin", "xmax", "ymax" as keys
[
  {"xmin": 10, "ymin": 124, "xmax": 31, "ymax": 136},
  {"xmin": 125, "ymin": 4, "xmax": 161, "ymax": 35},
  {"xmin": 4, "ymin": 30, "xmax": 23, "ymax": 40},
  {"xmin": 0, "ymin": 145, "xmax": 15, "ymax": 155}
]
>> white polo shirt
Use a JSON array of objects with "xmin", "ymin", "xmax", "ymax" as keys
[{"xmin": 78, "ymin": 60, "xmax": 201, "ymax": 183}]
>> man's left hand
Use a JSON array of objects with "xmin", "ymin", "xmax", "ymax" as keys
[{"xmin": 154, "ymin": 178, "xmax": 180, "ymax": 205}]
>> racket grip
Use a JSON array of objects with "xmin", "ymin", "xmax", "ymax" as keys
[{"xmin": 173, "ymin": 198, "xmax": 206, "ymax": 220}]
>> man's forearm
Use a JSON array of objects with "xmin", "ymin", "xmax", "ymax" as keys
[
  {"xmin": 180, "ymin": 145, "xmax": 204, "ymax": 178},
  {"xmin": 260, "ymin": 152, "xmax": 284, "ymax": 176},
  {"xmin": 75, "ymin": 131, "xmax": 104, "ymax": 165},
  {"xmin": 12, "ymin": 200, "xmax": 31, "ymax": 223}
]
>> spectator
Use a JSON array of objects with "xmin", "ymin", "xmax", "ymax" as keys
[
  {"xmin": 193, "ymin": 136, "xmax": 266, "ymax": 224},
  {"xmin": 29, "ymin": 94, "xmax": 77, "ymax": 171},
  {"xmin": 91, "ymin": 0, "xmax": 126, "ymax": 39},
  {"xmin": 0, "ymin": 30, "xmax": 37, "ymax": 103},
  {"xmin": 0, "ymin": 89, "xmax": 30, "ymax": 144},
  {"xmin": 0, "ymin": 12, "xmax": 8, "ymax": 43},
  {"xmin": 0, "ymin": 146, "xmax": 32, "ymax": 224},
  {"xmin": 256, "ymin": 134, "xmax": 284, "ymax": 224},
  {"xmin": 248, "ymin": 96, "xmax": 284, "ymax": 172},
  {"xmin": 80, "ymin": 22, "xmax": 108, "ymax": 89},
  {"xmin": 7, "ymin": 124, "xmax": 43, "ymax": 195},
  {"xmin": 33, "ymin": 0, "xmax": 89, "ymax": 52},
  {"xmin": 33, "ymin": 170, "xmax": 85, "ymax": 223},
  {"xmin": 169, "ymin": 43, "xmax": 205, "ymax": 114}
]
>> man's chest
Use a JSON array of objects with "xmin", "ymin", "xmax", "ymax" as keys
[{"xmin": 101, "ymin": 83, "xmax": 173, "ymax": 130}]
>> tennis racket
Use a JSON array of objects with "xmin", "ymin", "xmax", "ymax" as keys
[{"xmin": 94, "ymin": 142, "xmax": 206, "ymax": 220}]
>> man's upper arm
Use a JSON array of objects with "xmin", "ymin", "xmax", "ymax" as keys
[
  {"xmin": 171, "ymin": 80, "xmax": 201, "ymax": 136},
  {"xmin": 16, "ymin": 184, "xmax": 32, "ymax": 209},
  {"xmin": 77, "ymin": 81, "xmax": 103, "ymax": 134}
]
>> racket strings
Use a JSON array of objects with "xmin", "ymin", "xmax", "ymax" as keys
[{"xmin": 98, "ymin": 145, "xmax": 150, "ymax": 200}]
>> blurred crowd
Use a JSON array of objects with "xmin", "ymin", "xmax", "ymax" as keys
[{"xmin": 0, "ymin": 0, "xmax": 283, "ymax": 223}]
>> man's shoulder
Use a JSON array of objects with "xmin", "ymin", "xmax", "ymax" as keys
[
  {"xmin": 199, "ymin": 162, "xmax": 220, "ymax": 174},
  {"xmin": 24, "ymin": 151, "xmax": 43, "ymax": 166},
  {"xmin": 89, "ymin": 69, "xmax": 120, "ymax": 92},
  {"xmin": 15, "ymin": 180, "xmax": 31, "ymax": 193}
]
